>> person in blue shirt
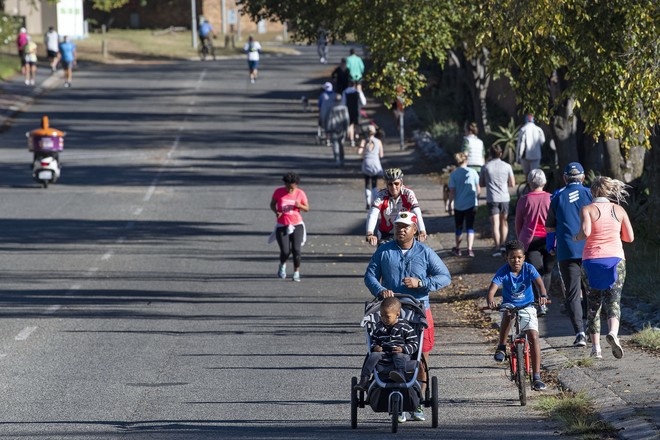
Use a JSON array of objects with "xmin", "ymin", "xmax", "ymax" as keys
[
  {"xmin": 545, "ymin": 162, "xmax": 593, "ymax": 347},
  {"xmin": 487, "ymin": 239, "xmax": 548, "ymax": 391},
  {"xmin": 447, "ymin": 151, "xmax": 480, "ymax": 257},
  {"xmin": 198, "ymin": 18, "xmax": 215, "ymax": 49},
  {"xmin": 364, "ymin": 210, "xmax": 451, "ymax": 421},
  {"xmin": 58, "ymin": 36, "xmax": 76, "ymax": 88}
]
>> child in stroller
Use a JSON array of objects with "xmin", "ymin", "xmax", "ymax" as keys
[
  {"xmin": 354, "ymin": 297, "xmax": 419, "ymax": 391},
  {"xmin": 351, "ymin": 294, "xmax": 439, "ymax": 431}
]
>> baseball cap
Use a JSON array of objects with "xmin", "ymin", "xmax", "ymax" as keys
[
  {"xmin": 564, "ymin": 162, "xmax": 584, "ymax": 176},
  {"xmin": 323, "ymin": 82, "xmax": 333, "ymax": 92},
  {"xmin": 394, "ymin": 211, "xmax": 417, "ymax": 226}
]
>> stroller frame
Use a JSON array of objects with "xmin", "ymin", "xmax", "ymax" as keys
[{"xmin": 351, "ymin": 294, "xmax": 439, "ymax": 432}]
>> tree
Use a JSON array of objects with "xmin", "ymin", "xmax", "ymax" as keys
[{"xmin": 477, "ymin": 0, "xmax": 659, "ymax": 180}]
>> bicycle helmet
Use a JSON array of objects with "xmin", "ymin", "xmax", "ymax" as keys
[{"xmin": 384, "ymin": 168, "xmax": 404, "ymax": 182}]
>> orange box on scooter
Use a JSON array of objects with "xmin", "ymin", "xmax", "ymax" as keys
[{"xmin": 26, "ymin": 116, "xmax": 65, "ymax": 152}]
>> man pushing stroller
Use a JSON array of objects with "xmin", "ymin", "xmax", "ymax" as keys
[{"xmin": 354, "ymin": 297, "xmax": 419, "ymax": 391}]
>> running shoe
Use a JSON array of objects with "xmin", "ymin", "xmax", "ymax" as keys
[
  {"xmin": 397, "ymin": 412, "xmax": 407, "ymax": 423},
  {"xmin": 573, "ymin": 334, "xmax": 587, "ymax": 347},
  {"xmin": 292, "ymin": 271, "xmax": 301, "ymax": 282},
  {"xmin": 388, "ymin": 370, "xmax": 405, "ymax": 383},
  {"xmin": 411, "ymin": 406, "xmax": 426, "ymax": 421},
  {"xmin": 278, "ymin": 264, "xmax": 286, "ymax": 279},
  {"xmin": 494, "ymin": 344, "xmax": 506, "ymax": 362},
  {"xmin": 590, "ymin": 347, "xmax": 602, "ymax": 359},
  {"xmin": 606, "ymin": 333, "xmax": 624, "ymax": 359},
  {"xmin": 451, "ymin": 247, "xmax": 461, "ymax": 256},
  {"xmin": 467, "ymin": 249, "xmax": 475, "ymax": 257},
  {"xmin": 533, "ymin": 379, "xmax": 547, "ymax": 391}
]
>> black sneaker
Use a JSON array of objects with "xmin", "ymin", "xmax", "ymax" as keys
[
  {"xmin": 493, "ymin": 345, "xmax": 506, "ymax": 362},
  {"xmin": 353, "ymin": 377, "xmax": 369, "ymax": 391},
  {"xmin": 389, "ymin": 370, "xmax": 406, "ymax": 383},
  {"xmin": 573, "ymin": 334, "xmax": 587, "ymax": 347},
  {"xmin": 533, "ymin": 379, "xmax": 547, "ymax": 391}
]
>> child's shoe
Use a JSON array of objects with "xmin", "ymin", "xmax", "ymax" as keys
[
  {"xmin": 388, "ymin": 370, "xmax": 405, "ymax": 383},
  {"xmin": 353, "ymin": 376, "xmax": 369, "ymax": 391},
  {"xmin": 493, "ymin": 344, "xmax": 506, "ymax": 362}
]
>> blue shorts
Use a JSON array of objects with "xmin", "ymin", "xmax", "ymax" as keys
[{"xmin": 248, "ymin": 60, "xmax": 259, "ymax": 71}]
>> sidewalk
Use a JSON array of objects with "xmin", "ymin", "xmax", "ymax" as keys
[
  {"xmin": 0, "ymin": 64, "xmax": 61, "ymax": 132},
  {"xmin": 364, "ymin": 107, "xmax": 659, "ymax": 439}
]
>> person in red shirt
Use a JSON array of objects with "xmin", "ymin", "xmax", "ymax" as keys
[{"xmin": 270, "ymin": 172, "xmax": 310, "ymax": 282}]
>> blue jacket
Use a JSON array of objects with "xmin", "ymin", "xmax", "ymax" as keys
[
  {"xmin": 547, "ymin": 182, "xmax": 593, "ymax": 261},
  {"xmin": 364, "ymin": 240, "xmax": 451, "ymax": 309}
]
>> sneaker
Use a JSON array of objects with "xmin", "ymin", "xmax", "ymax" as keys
[
  {"xmin": 353, "ymin": 376, "xmax": 369, "ymax": 391},
  {"xmin": 292, "ymin": 271, "xmax": 301, "ymax": 282},
  {"xmin": 606, "ymin": 333, "xmax": 624, "ymax": 359},
  {"xmin": 277, "ymin": 264, "xmax": 286, "ymax": 279},
  {"xmin": 467, "ymin": 249, "xmax": 475, "ymax": 257},
  {"xmin": 499, "ymin": 246, "xmax": 506, "ymax": 254},
  {"xmin": 590, "ymin": 347, "xmax": 602, "ymax": 359},
  {"xmin": 492, "ymin": 250, "xmax": 502, "ymax": 257},
  {"xmin": 533, "ymin": 379, "xmax": 547, "ymax": 391},
  {"xmin": 397, "ymin": 412, "xmax": 407, "ymax": 423},
  {"xmin": 250, "ymin": 78, "xmax": 255, "ymax": 84},
  {"xmin": 411, "ymin": 406, "xmax": 426, "ymax": 421},
  {"xmin": 25, "ymin": 79, "xmax": 30, "ymax": 85},
  {"xmin": 451, "ymin": 247, "xmax": 461, "ymax": 256},
  {"xmin": 573, "ymin": 334, "xmax": 587, "ymax": 347},
  {"xmin": 494, "ymin": 345, "xmax": 506, "ymax": 362},
  {"xmin": 388, "ymin": 370, "xmax": 405, "ymax": 383},
  {"xmin": 64, "ymin": 82, "xmax": 71, "ymax": 88}
]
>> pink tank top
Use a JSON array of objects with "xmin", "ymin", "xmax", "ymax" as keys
[{"xmin": 582, "ymin": 202, "xmax": 625, "ymax": 260}]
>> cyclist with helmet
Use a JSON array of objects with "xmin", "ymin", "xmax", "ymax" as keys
[{"xmin": 365, "ymin": 168, "xmax": 428, "ymax": 246}]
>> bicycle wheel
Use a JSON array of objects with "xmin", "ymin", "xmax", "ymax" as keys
[
  {"xmin": 350, "ymin": 377, "xmax": 358, "ymax": 429},
  {"xmin": 390, "ymin": 393, "xmax": 400, "ymax": 433},
  {"xmin": 516, "ymin": 342, "xmax": 527, "ymax": 406}
]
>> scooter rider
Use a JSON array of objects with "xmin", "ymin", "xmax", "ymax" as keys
[{"xmin": 366, "ymin": 168, "xmax": 428, "ymax": 246}]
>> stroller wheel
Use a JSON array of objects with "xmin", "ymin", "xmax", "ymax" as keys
[
  {"xmin": 390, "ymin": 392, "xmax": 401, "ymax": 433},
  {"xmin": 431, "ymin": 376, "xmax": 439, "ymax": 428},
  {"xmin": 350, "ymin": 377, "xmax": 358, "ymax": 429}
]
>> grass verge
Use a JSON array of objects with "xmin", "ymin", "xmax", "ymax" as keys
[
  {"xmin": 0, "ymin": 52, "xmax": 18, "ymax": 80},
  {"xmin": 535, "ymin": 391, "xmax": 618, "ymax": 439},
  {"xmin": 630, "ymin": 324, "xmax": 660, "ymax": 351}
]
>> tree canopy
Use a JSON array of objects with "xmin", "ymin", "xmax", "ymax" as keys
[{"xmin": 239, "ymin": 0, "xmax": 658, "ymax": 151}]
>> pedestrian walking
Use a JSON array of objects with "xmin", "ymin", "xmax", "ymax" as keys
[
  {"xmin": 448, "ymin": 152, "xmax": 480, "ymax": 257},
  {"xmin": 364, "ymin": 210, "xmax": 451, "ymax": 421},
  {"xmin": 44, "ymin": 26, "xmax": 60, "ymax": 72},
  {"xmin": 23, "ymin": 36, "xmax": 38, "ymax": 86},
  {"xmin": 317, "ymin": 27, "xmax": 329, "ymax": 64},
  {"xmin": 59, "ymin": 36, "xmax": 76, "ymax": 88},
  {"xmin": 576, "ymin": 176, "xmax": 634, "ymax": 359},
  {"xmin": 545, "ymin": 162, "xmax": 593, "ymax": 347},
  {"xmin": 345, "ymin": 48, "xmax": 364, "ymax": 83},
  {"xmin": 244, "ymin": 35, "xmax": 262, "ymax": 84},
  {"xmin": 479, "ymin": 145, "xmax": 515, "ymax": 256},
  {"xmin": 269, "ymin": 172, "xmax": 309, "ymax": 282},
  {"xmin": 317, "ymin": 82, "xmax": 335, "ymax": 142},
  {"xmin": 516, "ymin": 114, "xmax": 546, "ymax": 176},
  {"xmin": 515, "ymin": 169, "xmax": 556, "ymax": 314},
  {"xmin": 366, "ymin": 168, "xmax": 428, "ymax": 246},
  {"xmin": 16, "ymin": 27, "xmax": 28, "ymax": 75},
  {"xmin": 341, "ymin": 81, "xmax": 366, "ymax": 147},
  {"xmin": 324, "ymin": 94, "xmax": 350, "ymax": 166},
  {"xmin": 357, "ymin": 124, "xmax": 384, "ymax": 209},
  {"xmin": 331, "ymin": 58, "xmax": 350, "ymax": 95},
  {"xmin": 462, "ymin": 122, "xmax": 485, "ymax": 173}
]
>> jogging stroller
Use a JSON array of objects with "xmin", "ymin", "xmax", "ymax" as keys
[{"xmin": 350, "ymin": 294, "xmax": 439, "ymax": 432}]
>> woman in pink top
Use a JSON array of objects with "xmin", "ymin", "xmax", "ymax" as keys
[
  {"xmin": 575, "ymin": 177, "xmax": 634, "ymax": 360},
  {"xmin": 270, "ymin": 172, "xmax": 310, "ymax": 282},
  {"xmin": 515, "ymin": 169, "xmax": 555, "ymax": 312}
]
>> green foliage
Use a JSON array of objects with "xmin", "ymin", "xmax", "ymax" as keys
[
  {"xmin": 535, "ymin": 391, "xmax": 618, "ymax": 437},
  {"xmin": 491, "ymin": 118, "xmax": 519, "ymax": 164},
  {"xmin": 0, "ymin": 14, "xmax": 23, "ymax": 46},
  {"xmin": 630, "ymin": 324, "xmax": 660, "ymax": 351},
  {"xmin": 477, "ymin": 0, "xmax": 659, "ymax": 150},
  {"xmin": 90, "ymin": 0, "xmax": 133, "ymax": 12}
]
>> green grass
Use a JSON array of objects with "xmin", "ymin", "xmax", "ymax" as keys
[
  {"xmin": 535, "ymin": 391, "xmax": 618, "ymax": 438},
  {"xmin": 630, "ymin": 324, "xmax": 660, "ymax": 350},
  {"xmin": 0, "ymin": 52, "xmax": 19, "ymax": 79}
]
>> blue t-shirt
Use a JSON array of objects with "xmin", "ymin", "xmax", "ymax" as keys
[
  {"xmin": 199, "ymin": 22, "xmax": 212, "ymax": 37},
  {"xmin": 448, "ymin": 167, "xmax": 480, "ymax": 211},
  {"xmin": 547, "ymin": 182, "xmax": 593, "ymax": 261},
  {"xmin": 59, "ymin": 41, "xmax": 75, "ymax": 63},
  {"xmin": 491, "ymin": 262, "xmax": 540, "ymax": 307}
]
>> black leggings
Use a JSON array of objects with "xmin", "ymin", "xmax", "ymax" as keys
[
  {"xmin": 526, "ymin": 237, "xmax": 556, "ymax": 299},
  {"xmin": 364, "ymin": 175, "xmax": 379, "ymax": 190},
  {"xmin": 275, "ymin": 224, "xmax": 304, "ymax": 268}
]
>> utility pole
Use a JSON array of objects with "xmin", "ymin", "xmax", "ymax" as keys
[{"xmin": 191, "ymin": 0, "xmax": 198, "ymax": 49}]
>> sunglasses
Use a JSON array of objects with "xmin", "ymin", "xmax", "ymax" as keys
[{"xmin": 387, "ymin": 181, "xmax": 402, "ymax": 187}]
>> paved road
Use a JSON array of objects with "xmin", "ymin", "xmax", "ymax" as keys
[{"xmin": 0, "ymin": 46, "xmax": 574, "ymax": 439}]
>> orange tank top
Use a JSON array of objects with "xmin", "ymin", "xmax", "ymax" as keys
[{"xmin": 582, "ymin": 201, "xmax": 625, "ymax": 260}]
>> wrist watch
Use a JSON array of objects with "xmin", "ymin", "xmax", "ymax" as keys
[{"xmin": 418, "ymin": 279, "xmax": 424, "ymax": 288}]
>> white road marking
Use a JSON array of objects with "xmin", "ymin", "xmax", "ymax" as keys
[
  {"xmin": 44, "ymin": 305, "xmax": 62, "ymax": 314},
  {"xmin": 15, "ymin": 326, "xmax": 37, "ymax": 341},
  {"xmin": 101, "ymin": 251, "xmax": 113, "ymax": 261}
]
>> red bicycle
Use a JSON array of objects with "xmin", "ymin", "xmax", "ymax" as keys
[{"xmin": 499, "ymin": 303, "xmax": 532, "ymax": 406}]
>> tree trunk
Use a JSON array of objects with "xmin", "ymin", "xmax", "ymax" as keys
[{"xmin": 549, "ymin": 97, "xmax": 579, "ymax": 185}]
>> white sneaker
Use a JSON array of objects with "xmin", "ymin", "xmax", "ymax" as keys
[
  {"xmin": 397, "ymin": 412, "xmax": 407, "ymax": 423},
  {"xmin": 277, "ymin": 264, "xmax": 286, "ymax": 279},
  {"xmin": 292, "ymin": 271, "xmax": 301, "ymax": 282},
  {"xmin": 590, "ymin": 347, "xmax": 602, "ymax": 359},
  {"xmin": 606, "ymin": 333, "xmax": 624, "ymax": 359},
  {"xmin": 411, "ymin": 406, "xmax": 426, "ymax": 421}
]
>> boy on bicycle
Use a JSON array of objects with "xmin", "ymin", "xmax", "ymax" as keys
[{"xmin": 486, "ymin": 240, "xmax": 549, "ymax": 391}]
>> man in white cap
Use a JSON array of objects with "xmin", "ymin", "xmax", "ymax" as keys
[
  {"xmin": 318, "ymin": 82, "xmax": 335, "ymax": 141},
  {"xmin": 364, "ymin": 210, "xmax": 451, "ymax": 423}
]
